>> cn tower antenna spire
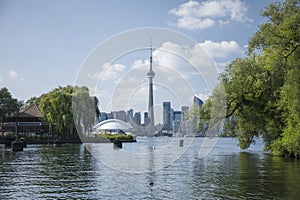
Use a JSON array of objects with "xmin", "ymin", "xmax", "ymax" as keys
[
  {"xmin": 147, "ymin": 39, "xmax": 155, "ymax": 136},
  {"xmin": 150, "ymin": 39, "xmax": 153, "ymax": 70}
]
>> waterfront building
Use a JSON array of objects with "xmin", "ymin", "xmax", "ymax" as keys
[
  {"xmin": 171, "ymin": 108, "xmax": 174, "ymax": 125},
  {"xmin": 163, "ymin": 101, "xmax": 172, "ymax": 131},
  {"xmin": 194, "ymin": 96, "xmax": 203, "ymax": 107},
  {"xmin": 144, "ymin": 112, "xmax": 150, "ymax": 126},
  {"xmin": 100, "ymin": 112, "xmax": 114, "ymax": 121},
  {"xmin": 127, "ymin": 109, "xmax": 133, "ymax": 123},
  {"xmin": 133, "ymin": 112, "xmax": 141, "ymax": 126},
  {"xmin": 181, "ymin": 106, "xmax": 189, "ymax": 119},
  {"xmin": 180, "ymin": 106, "xmax": 190, "ymax": 134},
  {"xmin": 173, "ymin": 111, "xmax": 183, "ymax": 133},
  {"xmin": 112, "ymin": 111, "xmax": 127, "ymax": 122},
  {"xmin": 100, "ymin": 112, "xmax": 108, "ymax": 121},
  {"xmin": 106, "ymin": 112, "xmax": 113, "ymax": 120},
  {"xmin": 173, "ymin": 111, "xmax": 183, "ymax": 121},
  {"xmin": 191, "ymin": 96, "xmax": 203, "ymax": 133},
  {"xmin": 2, "ymin": 103, "xmax": 48, "ymax": 136},
  {"xmin": 173, "ymin": 120, "xmax": 181, "ymax": 133}
]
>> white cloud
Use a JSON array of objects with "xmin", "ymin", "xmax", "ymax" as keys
[
  {"xmin": 154, "ymin": 41, "xmax": 214, "ymax": 75},
  {"xmin": 89, "ymin": 63, "xmax": 126, "ymax": 81},
  {"xmin": 7, "ymin": 70, "xmax": 18, "ymax": 79},
  {"xmin": 102, "ymin": 63, "xmax": 126, "ymax": 81},
  {"xmin": 199, "ymin": 40, "xmax": 244, "ymax": 59},
  {"xmin": 113, "ymin": 63, "xmax": 126, "ymax": 72},
  {"xmin": 87, "ymin": 72, "xmax": 101, "ymax": 80},
  {"xmin": 176, "ymin": 16, "xmax": 215, "ymax": 30},
  {"xmin": 169, "ymin": 0, "xmax": 253, "ymax": 30},
  {"xmin": 132, "ymin": 59, "xmax": 147, "ymax": 70},
  {"xmin": 95, "ymin": 89, "xmax": 113, "ymax": 112},
  {"xmin": 6, "ymin": 70, "xmax": 24, "ymax": 80}
]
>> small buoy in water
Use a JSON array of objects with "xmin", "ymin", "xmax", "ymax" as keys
[
  {"xmin": 113, "ymin": 140, "xmax": 122, "ymax": 149},
  {"xmin": 11, "ymin": 139, "xmax": 24, "ymax": 151},
  {"xmin": 179, "ymin": 139, "xmax": 184, "ymax": 147},
  {"xmin": 149, "ymin": 181, "xmax": 154, "ymax": 186}
]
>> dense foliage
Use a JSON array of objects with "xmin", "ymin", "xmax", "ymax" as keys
[
  {"xmin": 0, "ymin": 87, "xmax": 22, "ymax": 124},
  {"xmin": 101, "ymin": 134, "xmax": 134, "ymax": 141},
  {"xmin": 72, "ymin": 86, "xmax": 100, "ymax": 135},
  {"xmin": 200, "ymin": 0, "xmax": 300, "ymax": 158},
  {"xmin": 29, "ymin": 85, "xmax": 100, "ymax": 140}
]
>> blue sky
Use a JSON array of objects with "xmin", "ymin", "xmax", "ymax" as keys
[{"xmin": 0, "ymin": 0, "xmax": 283, "ymax": 116}]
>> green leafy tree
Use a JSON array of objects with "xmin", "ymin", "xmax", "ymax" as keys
[
  {"xmin": 184, "ymin": 104, "xmax": 201, "ymax": 132},
  {"xmin": 24, "ymin": 96, "xmax": 40, "ymax": 107},
  {"xmin": 272, "ymin": 50, "xmax": 300, "ymax": 157},
  {"xmin": 198, "ymin": 82, "xmax": 227, "ymax": 136},
  {"xmin": 200, "ymin": 0, "xmax": 300, "ymax": 157},
  {"xmin": 72, "ymin": 86, "xmax": 100, "ymax": 135},
  {"xmin": 38, "ymin": 85, "xmax": 100, "ymax": 140},
  {"xmin": 0, "ymin": 87, "xmax": 22, "ymax": 124},
  {"xmin": 248, "ymin": 0, "xmax": 300, "ymax": 156},
  {"xmin": 39, "ymin": 86, "xmax": 74, "ymax": 139},
  {"xmin": 221, "ymin": 57, "xmax": 270, "ymax": 148}
]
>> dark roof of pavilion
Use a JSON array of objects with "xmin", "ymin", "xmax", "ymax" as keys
[{"xmin": 16, "ymin": 103, "xmax": 43, "ymax": 118}]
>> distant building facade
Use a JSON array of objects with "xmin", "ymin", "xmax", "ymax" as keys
[
  {"xmin": 112, "ymin": 111, "xmax": 127, "ymax": 122},
  {"xmin": 181, "ymin": 106, "xmax": 189, "ymax": 119},
  {"xmin": 98, "ymin": 96, "xmax": 204, "ymax": 135},
  {"xmin": 173, "ymin": 111, "xmax": 183, "ymax": 133},
  {"xmin": 194, "ymin": 96, "xmax": 203, "ymax": 107},
  {"xmin": 127, "ymin": 109, "xmax": 133, "ymax": 123},
  {"xmin": 133, "ymin": 112, "xmax": 141, "ymax": 126},
  {"xmin": 144, "ymin": 112, "xmax": 150, "ymax": 125},
  {"xmin": 163, "ymin": 102, "xmax": 172, "ymax": 131}
]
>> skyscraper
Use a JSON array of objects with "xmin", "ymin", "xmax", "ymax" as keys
[
  {"xmin": 147, "ymin": 46, "xmax": 155, "ymax": 136},
  {"xmin": 133, "ymin": 112, "xmax": 141, "ymax": 126},
  {"xmin": 194, "ymin": 96, "xmax": 203, "ymax": 107},
  {"xmin": 173, "ymin": 111, "xmax": 183, "ymax": 133},
  {"xmin": 181, "ymin": 106, "xmax": 189, "ymax": 119},
  {"xmin": 127, "ymin": 109, "xmax": 133, "ymax": 123},
  {"xmin": 144, "ymin": 112, "xmax": 150, "ymax": 125},
  {"xmin": 163, "ymin": 101, "xmax": 172, "ymax": 131}
]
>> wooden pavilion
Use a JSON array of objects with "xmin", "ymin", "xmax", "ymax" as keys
[{"xmin": 2, "ymin": 104, "xmax": 48, "ymax": 135}]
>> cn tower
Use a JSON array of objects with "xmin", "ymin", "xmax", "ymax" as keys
[{"xmin": 147, "ymin": 46, "xmax": 155, "ymax": 136}]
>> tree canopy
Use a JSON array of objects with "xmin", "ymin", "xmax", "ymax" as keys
[
  {"xmin": 32, "ymin": 85, "xmax": 100, "ymax": 140},
  {"xmin": 200, "ymin": 0, "xmax": 300, "ymax": 158},
  {"xmin": 0, "ymin": 87, "xmax": 22, "ymax": 124}
]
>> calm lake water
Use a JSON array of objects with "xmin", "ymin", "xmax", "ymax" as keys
[{"xmin": 0, "ymin": 137, "xmax": 299, "ymax": 199}]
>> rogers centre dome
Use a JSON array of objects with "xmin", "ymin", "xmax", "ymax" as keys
[{"xmin": 93, "ymin": 119, "xmax": 132, "ymax": 132}]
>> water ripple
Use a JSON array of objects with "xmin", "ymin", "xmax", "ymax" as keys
[{"xmin": 0, "ymin": 138, "xmax": 300, "ymax": 199}]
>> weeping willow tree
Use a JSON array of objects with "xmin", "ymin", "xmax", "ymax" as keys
[
  {"xmin": 72, "ymin": 86, "xmax": 100, "ymax": 135},
  {"xmin": 38, "ymin": 85, "xmax": 100, "ymax": 140}
]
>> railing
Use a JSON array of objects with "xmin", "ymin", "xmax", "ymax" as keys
[{"xmin": 3, "ymin": 122, "xmax": 45, "ymax": 127}]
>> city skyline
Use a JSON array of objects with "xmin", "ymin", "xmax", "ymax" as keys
[{"xmin": 99, "ymin": 95, "xmax": 203, "ymax": 127}]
